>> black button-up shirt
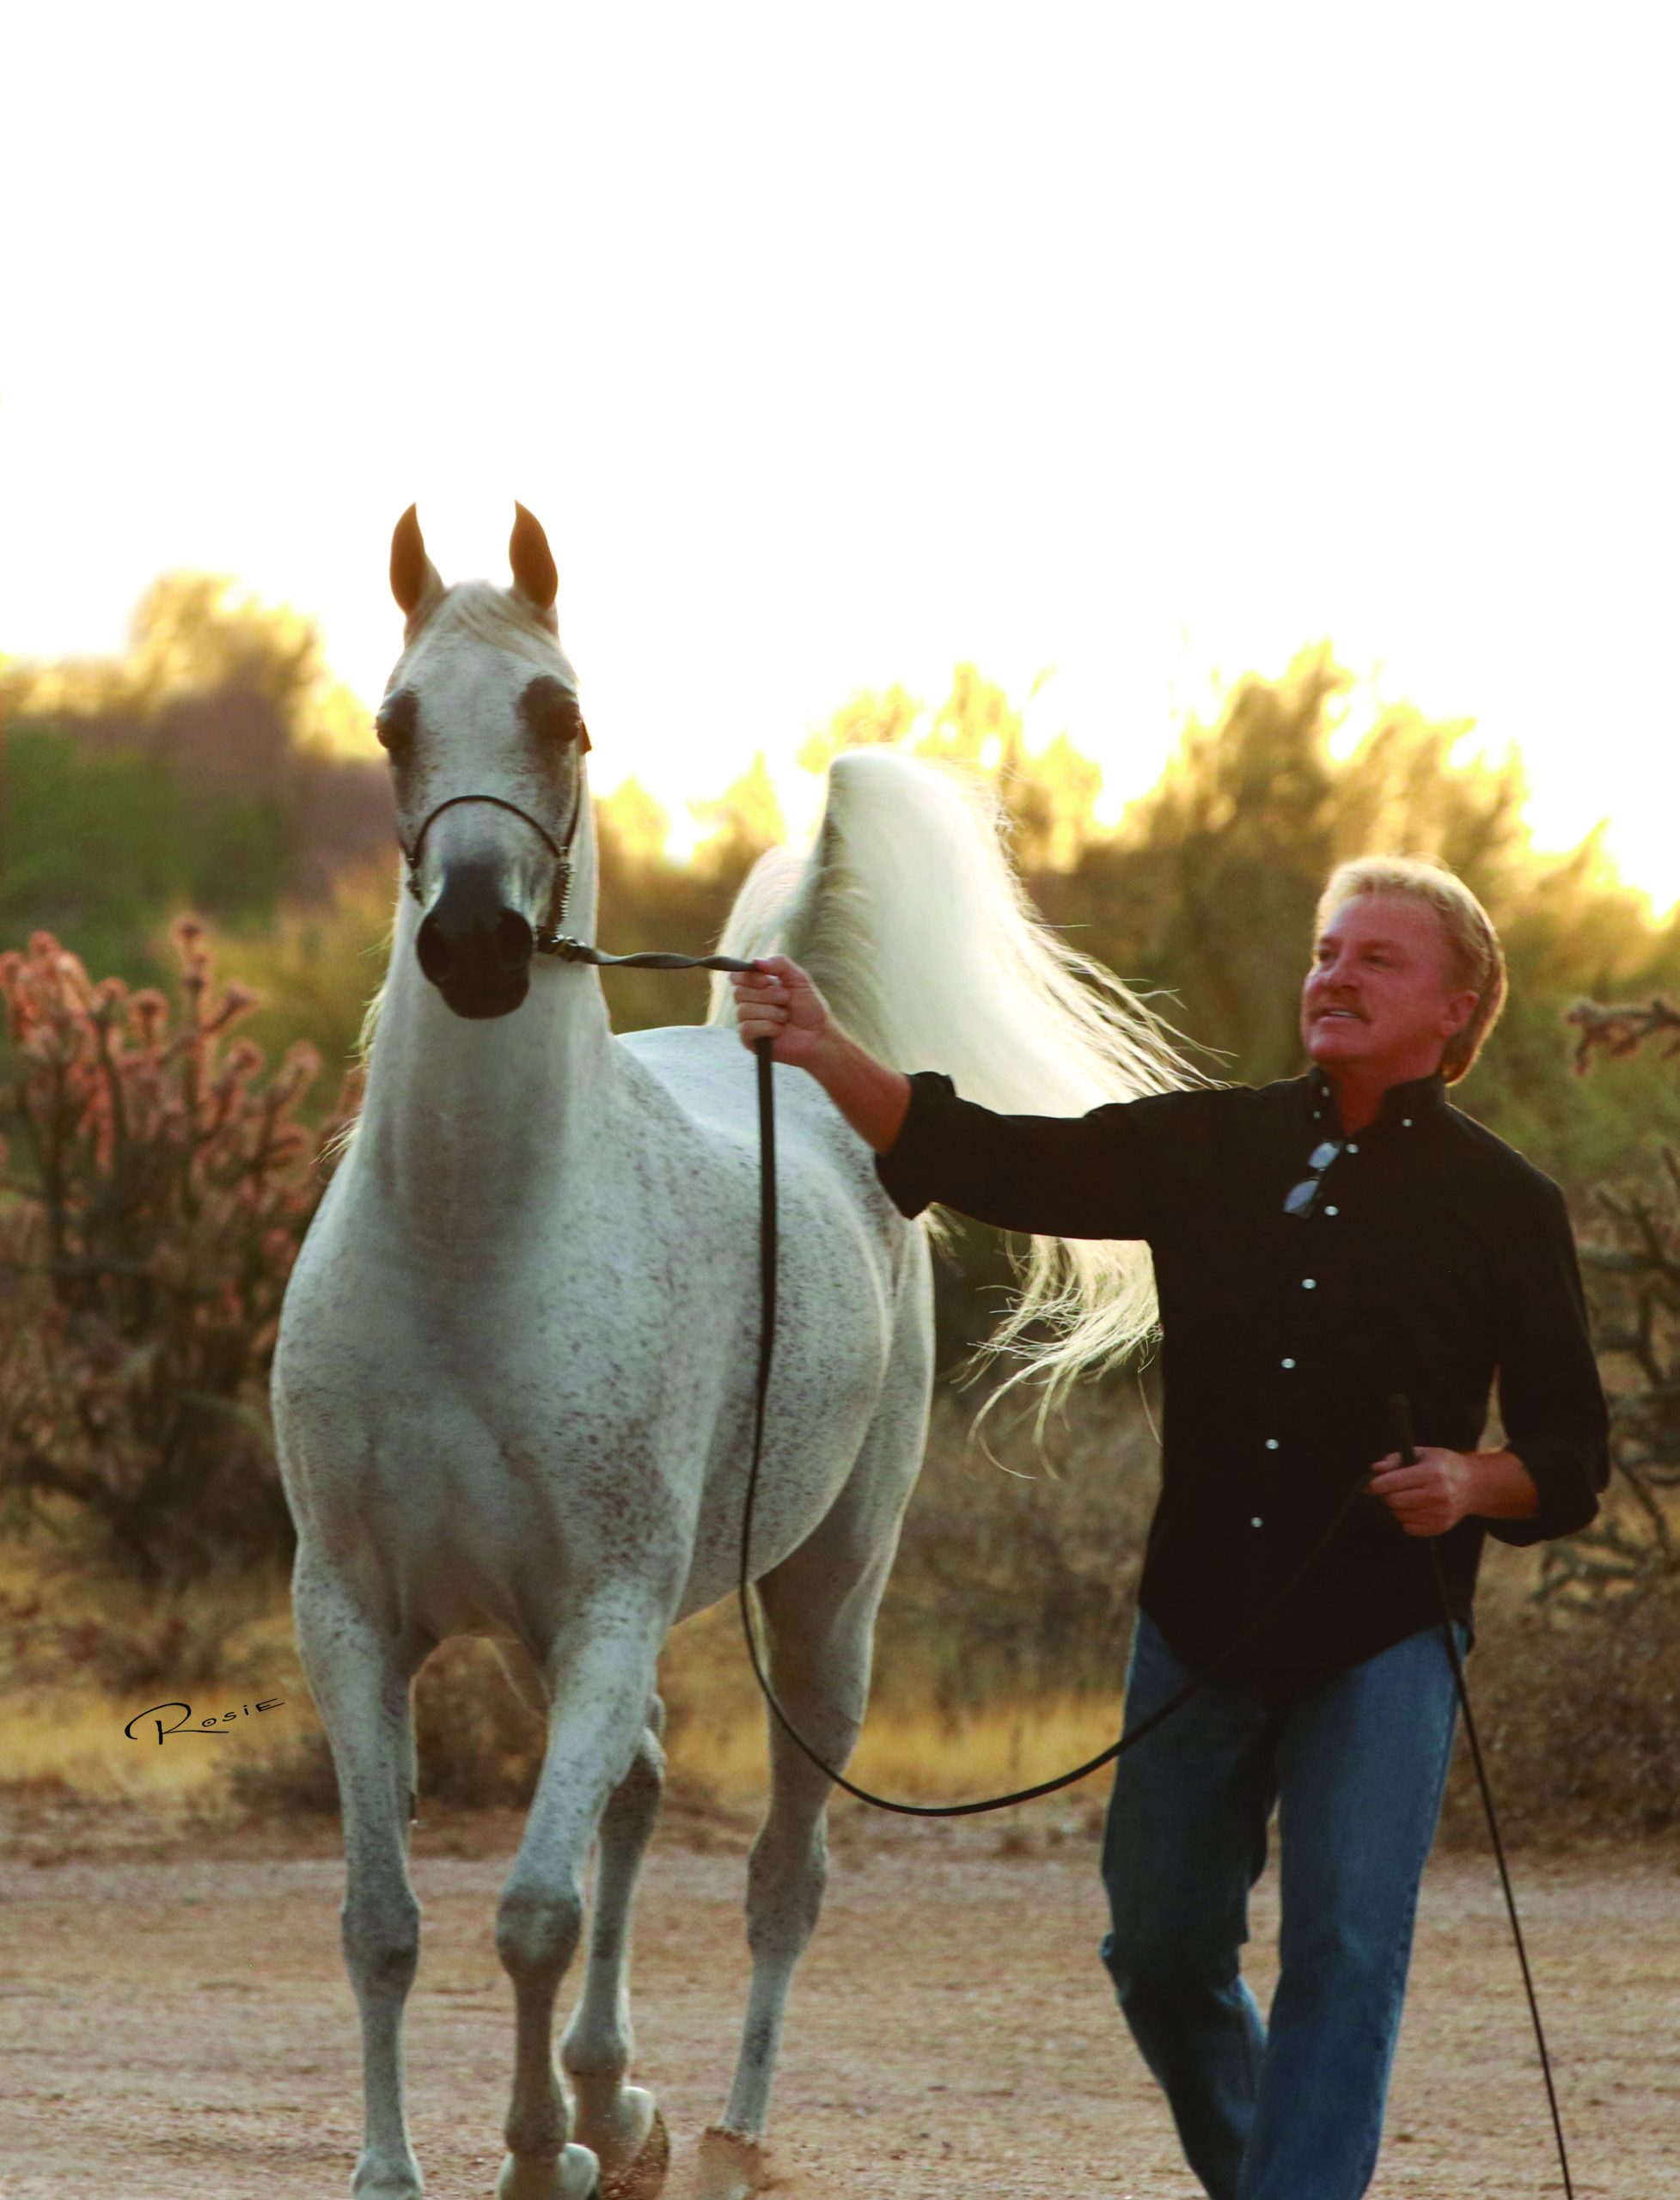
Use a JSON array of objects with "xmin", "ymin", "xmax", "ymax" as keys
[{"xmin": 877, "ymin": 1064, "xmax": 1609, "ymax": 1685}]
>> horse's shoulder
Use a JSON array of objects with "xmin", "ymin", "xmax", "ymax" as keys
[{"xmin": 614, "ymin": 1024, "xmax": 887, "ymax": 1203}]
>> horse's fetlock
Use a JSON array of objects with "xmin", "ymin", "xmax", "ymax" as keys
[
  {"xmin": 351, "ymin": 2144, "xmax": 424, "ymax": 2200},
  {"xmin": 504, "ymin": 2094, "xmax": 568, "ymax": 2152},
  {"xmin": 560, "ymin": 2026, "xmax": 632, "ymax": 2083}
]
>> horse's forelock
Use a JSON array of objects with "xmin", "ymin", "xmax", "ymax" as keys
[{"xmin": 400, "ymin": 582, "xmax": 578, "ymax": 697}]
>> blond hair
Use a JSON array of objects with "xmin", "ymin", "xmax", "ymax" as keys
[{"xmin": 1315, "ymin": 855, "xmax": 1506, "ymax": 1083}]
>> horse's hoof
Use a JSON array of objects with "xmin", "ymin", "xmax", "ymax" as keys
[
  {"xmin": 495, "ymin": 2141, "xmax": 602, "ymax": 2200},
  {"xmin": 687, "ymin": 2126, "xmax": 767, "ymax": 2200},
  {"xmin": 601, "ymin": 2106, "xmax": 669, "ymax": 2199}
]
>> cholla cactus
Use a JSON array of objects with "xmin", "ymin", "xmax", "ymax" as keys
[
  {"xmin": 0, "ymin": 920, "xmax": 354, "ymax": 1580},
  {"xmin": 1543, "ymin": 998, "xmax": 1680, "ymax": 1605}
]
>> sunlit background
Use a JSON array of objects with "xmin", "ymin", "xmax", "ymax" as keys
[
  {"xmin": 6, "ymin": 5, "xmax": 1680, "ymax": 1930},
  {"xmin": 3, "ymin": 3, "xmax": 1676, "ymax": 894}
]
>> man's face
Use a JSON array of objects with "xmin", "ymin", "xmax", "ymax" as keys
[{"xmin": 1300, "ymin": 893, "xmax": 1479, "ymax": 1082}]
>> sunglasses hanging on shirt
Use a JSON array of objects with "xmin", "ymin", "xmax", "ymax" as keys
[{"xmin": 1284, "ymin": 1138, "xmax": 1345, "ymax": 1218}]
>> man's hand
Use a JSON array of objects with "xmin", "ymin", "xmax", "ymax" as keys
[
  {"xmin": 1366, "ymin": 1445, "xmax": 1540, "ymax": 1537},
  {"xmin": 1366, "ymin": 1446, "xmax": 1478, "ymax": 1537},
  {"xmin": 730, "ymin": 956, "xmax": 834, "ymax": 1068},
  {"xmin": 728, "ymin": 954, "xmax": 913, "ymax": 1153}
]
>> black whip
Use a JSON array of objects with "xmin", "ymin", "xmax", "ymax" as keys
[{"xmin": 1389, "ymin": 1394, "xmax": 1575, "ymax": 2199}]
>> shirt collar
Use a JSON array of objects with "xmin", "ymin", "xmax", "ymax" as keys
[{"xmin": 1306, "ymin": 1063, "xmax": 1448, "ymax": 1136}]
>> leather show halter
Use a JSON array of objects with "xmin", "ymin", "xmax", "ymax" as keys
[{"xmin": 399, "ymin": 789, "xmax": 583, "ymax": 952}]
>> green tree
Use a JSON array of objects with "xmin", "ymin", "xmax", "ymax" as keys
[{"xmin": 1, "ymin": 578, "xmax": 391, "ymax": 987}]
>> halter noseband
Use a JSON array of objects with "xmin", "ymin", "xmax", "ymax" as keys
[{"xmin": 399, "ymin": 784, "xmax": 585, "ymax": 955}]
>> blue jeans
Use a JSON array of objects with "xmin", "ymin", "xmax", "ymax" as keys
[{"xmin": 1099, "ymin": 1612, "xmax": 1463, "ymax": 2200}]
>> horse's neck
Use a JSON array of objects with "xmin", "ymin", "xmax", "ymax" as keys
[{"xmin": 356, "ymin": 908, "xmax": 623, "ymax": 1244}]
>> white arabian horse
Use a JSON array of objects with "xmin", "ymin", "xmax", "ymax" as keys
[{"xmin": 272, "ymin": 506, "xmax": 1186, "ymax": 2200}]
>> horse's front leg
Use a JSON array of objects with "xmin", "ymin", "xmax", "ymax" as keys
[
  {"xmin": 293, "ymin": 1555, "xmax": 425, "ymax": 2200},
  {"xmin": 496, "ymin": 1615, "xmax": 666, "ymax": 2200}
]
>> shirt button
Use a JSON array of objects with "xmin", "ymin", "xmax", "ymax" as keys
[
  {"xmin": 1265, "ymin": 1438, "xmax": 1280, "ymax": 1451},
  {"xmin": 1302, "ymin": 1277, "xmax": 1317, "ymax": 1290},
  {"xmin": 1281, "ymin": 1356, "xmax": 1297, "ymax": 1369},
  {"xmin": 1347, "ymin": 1142, "xmax": 1359, "ymax": 1155},
  {"xmin": 1402, "ymin": 1117, "xmax": 1414, "ymax": 1128},
  {"xmin": 1250, "ymin": 1516, "xmax": 1263, "ymax": 1528},
  {"xmin": 1324, "ymin": 1204, "xmax": 1339, "ymax": 1216}
]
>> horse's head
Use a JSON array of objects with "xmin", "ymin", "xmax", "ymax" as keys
[{"xmin": 376, "ymin": 504, "xmax": 590, "ymax": 1020}]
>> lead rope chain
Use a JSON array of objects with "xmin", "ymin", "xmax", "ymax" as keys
[{"xmin": 548, "ymin": 938, "xmax": 1573, "ymax": 2191}]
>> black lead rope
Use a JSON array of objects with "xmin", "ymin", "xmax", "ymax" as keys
[{"xmin": 550, "ymin": 938, "xmax": 1572, "ymax": 2190}]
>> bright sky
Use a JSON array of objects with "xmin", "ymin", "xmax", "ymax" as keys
[{"xmin": 4, "ymin": 5, "xmax": 1677, "ymax": 903}]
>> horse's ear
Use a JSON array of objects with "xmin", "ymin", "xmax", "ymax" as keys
[
  {"xmin": 390, "ymin": 505, "xmax": 443, "ymax": 620},
  {"xmin": 510, "ymin": 503, "xmax": 559, "ymax": 617}
]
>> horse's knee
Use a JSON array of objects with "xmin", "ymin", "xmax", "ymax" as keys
[
  {"xmin": 497, "ymin": 1879, "xmax": 584, "ymax": 1983},
  {"xmin": 343, "ymin": 1885, "xmax": 421, "ymax": 2001}
]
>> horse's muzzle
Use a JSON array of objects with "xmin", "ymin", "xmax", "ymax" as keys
[{"xmin": 416, "ymin": 867, "xmax": 534, "ymax": 1019}]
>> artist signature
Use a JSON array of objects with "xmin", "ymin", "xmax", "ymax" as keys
[{"xmin": 124, "ymin": 1697, "xmax": 286, "ymax": 1744}]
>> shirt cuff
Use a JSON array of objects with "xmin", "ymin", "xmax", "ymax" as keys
[
  {"xmin": 874, "ymin": 1071, "xmax": 958, "ymax": 1219},
  {"xmin": 1488, "ymin": 1430, "xmax": 1606, "ymax": 1547}
]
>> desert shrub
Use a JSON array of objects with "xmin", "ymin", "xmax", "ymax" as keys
[
  {"xmin": 875, "ymin": 1379, "xmax": 1161, "ymax": 1705},
  {"xmin": 229, "ymin": 1636, "xmax": 548, "ymax": 1818},
  {"xmin": 1541, "ymin": 997, "xmax": 1680, "ymax": 1608},
  {"xmin": 213, "ymin": 861, "xmax": 394, "ymax": 1127},
  {"xmin": 1440, "ymin": 1583, "xmax": 1680, "ymax": 1845},
  {"xmin": 413, "ymin": 1639, "xmax": 547, "ymax": 1807},
  {"xmin": 226, "ymin": 1720, "xmax": 343, "ymax": 1818},
  {"xmin": 0, "ymin": 923, "xmax": 355, "ymax": 1582},
  {"xmin": 0, "ymin": 1575, "xmax": 259, "ymax": 1694}
]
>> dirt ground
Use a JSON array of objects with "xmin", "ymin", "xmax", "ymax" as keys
[{"xmin": 0, "ymin": 1795, "xmax": 1675, "ymax": 2200}]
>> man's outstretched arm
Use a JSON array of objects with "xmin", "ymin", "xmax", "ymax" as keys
[{"xmin": 728, "ymin": 956, "xmax": 1160, "ymax": 1242}]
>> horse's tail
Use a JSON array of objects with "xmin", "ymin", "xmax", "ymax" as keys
[{"xmin": 706, "ymin": 749, "xmax": 1205, "ymax": 1413}]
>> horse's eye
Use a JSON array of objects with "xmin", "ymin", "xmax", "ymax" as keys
[
  {"xmin": 376, "ymin": 690, "xmax": 418, "ymax": 752},
  {"xmin": 519, "ymin": 675, "xmax": 584, "ymax": 749}
]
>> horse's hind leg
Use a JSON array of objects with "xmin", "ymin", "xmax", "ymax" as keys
[
  {"xmin": 699, "ymin": 1506, "xmax": 901, "ymax": 2197},
  {"xmin": 559, "ymin": 1697, "xmax": 671, "ymax": 2198},
  {"xmin": 293, "ymin": 1555, "xmax": 425, "ymax": 2200}
]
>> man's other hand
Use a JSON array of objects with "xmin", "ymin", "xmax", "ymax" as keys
[{"xmin": 1365, "ymin": 1446, "xmax": 1478, "ymax": 1537}]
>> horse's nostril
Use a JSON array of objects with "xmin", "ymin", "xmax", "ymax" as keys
[
  {"xmin": 416, "ymin": 915, "xmax": 452, "ymax": 984},
  {"xmin": 495, "ymin": 910, "xmax": 534, "ymax": 973}
]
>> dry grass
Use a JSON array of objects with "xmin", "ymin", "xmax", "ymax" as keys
[
  {"xmin": 5, "ymin": 1416, "xmax": 1679, "ymax": 1849},
  {"xmin": 0, "ymin": 1544, "xmax": 1125, "ymax": 1829}
]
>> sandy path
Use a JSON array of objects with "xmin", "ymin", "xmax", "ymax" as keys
[{"xmin": 0, "ymin": 1805, "xmax": 1675, "ymax": 2199}]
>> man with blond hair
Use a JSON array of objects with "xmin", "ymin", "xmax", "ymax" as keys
[{"xmin": 730, "ymin": 855, "xmax": 1607, "ymax": 2200}]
